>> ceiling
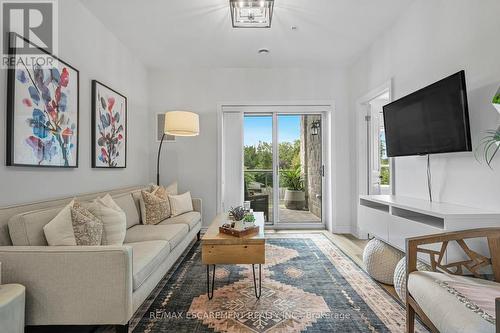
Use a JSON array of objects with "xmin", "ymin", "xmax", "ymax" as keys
[{"xmin": 81, "ymin": 0, "xmax": 414, "ymax": 70}]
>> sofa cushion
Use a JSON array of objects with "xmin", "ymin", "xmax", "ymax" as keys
[
  {"xmin": 124, "ymin": 224, "xmax": 189, "ymax": 250},
  {"xmin": 43, "ymin": 200, "xmax": 77, "ymax": 246},
  {"xmin": 88, "ymin": 195, "xmax": 126, "ymax": 246},
  {"xmin": 113, "ymin": 193, "xmax": 140, "ymax": 229},
  {"xmin": 169, "ymin": 192, "xmax": 194, "ymax": 217},
  {"xmin": 71, "ymin": 203, "xmax": 103, "ymax": 246},
  {"xmin": 139, "ymin": 190, "xmax": 170, "ymax": 225},
  {"xmin": 8, "ymin": 204, "xmax": 72, "ymax": 246},
  {"xmin": 127, "ymin": 240, "xmax": 170, "ymax": 291},
  {"xmin": 408, "ymin": 271, "xmax": 497, "ymax": 333},
  {"xmin": 159, "ymin": 211, "xmax": 201, "ymax": 231}
]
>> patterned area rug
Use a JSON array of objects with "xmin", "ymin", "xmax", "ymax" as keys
[{"xmin": 130, "ymin": 234, "xmax": 428, "ymax": 333}]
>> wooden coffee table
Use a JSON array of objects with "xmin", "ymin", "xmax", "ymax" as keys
[{"xmin": 202, "ymin": 212, "xmax": 266, "ymax": 299}]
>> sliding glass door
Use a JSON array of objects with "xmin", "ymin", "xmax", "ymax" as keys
[
  {"xmin": 243, "ymin": 115, "xmax": 274, "ymax": 223},
  {"xmin": 277, "ymin": 114, "xmax": 322, "ymax": 224},
  {"xmin": 243, "ymin": 113, "xmax": 324, "ymax": 227}
]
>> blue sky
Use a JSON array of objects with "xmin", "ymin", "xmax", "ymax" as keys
[{"xmin": 244, "ymin": 115, "xmax": 301, "ymax": 146}]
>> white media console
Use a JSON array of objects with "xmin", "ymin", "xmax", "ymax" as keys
[{"xmin": 358, "ymin": 195, "xmax": 500, "ymax": 263}]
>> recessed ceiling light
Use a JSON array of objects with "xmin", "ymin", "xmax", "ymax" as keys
[
  {"xmin": 258, "ymin": 48, "xmax": 270, "ymax": 55},
  {"xmin": 229, "ymin": 0, "xmax": 274, "ymax": 28}
]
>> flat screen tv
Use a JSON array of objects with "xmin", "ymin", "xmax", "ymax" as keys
[{"xmin": 383, "ymin": 71, "xmax": 472, "ymax": 157}]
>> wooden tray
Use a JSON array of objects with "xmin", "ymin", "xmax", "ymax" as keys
[{"xmin": 219, "ymin": 225, "xmax": 260, "ymax": 238}]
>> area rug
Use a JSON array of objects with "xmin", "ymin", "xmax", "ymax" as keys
[{"xmin": 130, "ymin": 234, "xmax": 428, "ymax": 333}]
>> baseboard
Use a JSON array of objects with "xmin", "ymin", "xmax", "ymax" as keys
[
  {"xmin": 355, "ymin": 227, "xmax": 369, "ymax": 240},
  {"xmin": 331, "ymin": 225, "xmax": 354, "ymax": 234}
]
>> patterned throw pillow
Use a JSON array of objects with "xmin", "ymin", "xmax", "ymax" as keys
[
  {"xmin": 140, "ymin": 190, "xmax": 170, "ymax": 225},
  {"xmin": 71, "ymin": 202, "xmax": 103, "ymax": 246},
  {"xmin": 151, "ymin": 185, "xmax": 169, "ymax": 201}
]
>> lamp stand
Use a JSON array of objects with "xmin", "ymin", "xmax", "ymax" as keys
[{"xmin": 156, "ymin": 133, "xmax": 166, "ymax": 186}]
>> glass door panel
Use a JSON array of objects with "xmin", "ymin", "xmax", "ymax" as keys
[
  {"xmin": 277, "ymin": 114, "xmax": 322, "ymax": 224},
  {"xmin": 243, "ymin": 115, "xmax": 273, "ymax": 223}
]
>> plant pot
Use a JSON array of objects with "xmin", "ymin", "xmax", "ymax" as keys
[{"xmin": 284, "ymin": 189, "xmax": 305, "ymax": 210}]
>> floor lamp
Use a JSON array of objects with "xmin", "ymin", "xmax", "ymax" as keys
[{"xmin": 157, "ymin": 111, "xmax": 200, "ymax": 185}]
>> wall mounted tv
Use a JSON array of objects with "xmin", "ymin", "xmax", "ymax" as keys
[{"xmin": 383, "ymin": 71, "xmax": 472, "ymax": 157}]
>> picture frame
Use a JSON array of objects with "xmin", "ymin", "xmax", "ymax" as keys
[
  {"xmin": 156, "ymin": 112, "xmax": 176, "ymax": 143},
  {"xmin": 6, "ymin": 33, "xmax": 80, "ymax": 168},
  {"xmin": 91, "ymin": 80, "xmax": 127, "ymax": 168}
]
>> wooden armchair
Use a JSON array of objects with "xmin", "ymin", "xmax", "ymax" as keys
[{"xmin": 406, "ymin": 228, "xmax": 500, "ymax": 333}]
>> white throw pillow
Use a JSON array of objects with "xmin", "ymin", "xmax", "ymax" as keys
[
  {"xmin": 88, "ymin": 194, "xmax": 126, "ymax": 245},
  {"xmin": 169, "ymin": 192, "xmax": 194, "ymax": 217},
  {"xmin": 43, "ymin": 200, "xmax": 77, "ymax": 246}
]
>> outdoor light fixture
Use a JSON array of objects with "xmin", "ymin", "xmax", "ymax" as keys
[
  {"xmin": 311, "ymin": 120, "xmax": 321, "ymax": 136},
  {"xmin": 229, "ymin": 0, "xmax": 274, "ymax": 28}
]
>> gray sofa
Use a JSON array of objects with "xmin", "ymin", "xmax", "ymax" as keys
[{"xmin": 0, "ymin": 185, "xmax": 202, "ymax": 331}]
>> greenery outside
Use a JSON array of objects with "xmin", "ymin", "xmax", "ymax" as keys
[
  {"xmin": 244, "ymin": 140, "xmax": 301, "ymax": 187},
  {"xmin": 380, "ymin": 134, "xmax": 390, "ymax": 186}
]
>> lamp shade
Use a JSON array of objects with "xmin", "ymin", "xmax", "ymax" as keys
[{"xmin": 164, "ymin": 111, "xmax": 199, "ymax": 136}]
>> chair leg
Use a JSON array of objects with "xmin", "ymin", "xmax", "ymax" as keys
[
  {"xmin": 406, "ymin": 301, "xmax": 415, "ymax": 333},
  {"xmin": 116, "ymin": 323, "xmax": 129, "ymax": 333}
]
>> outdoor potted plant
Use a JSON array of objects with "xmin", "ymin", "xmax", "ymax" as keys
[{"xmin": 282, "ymin": 165, "xmax": 306, "ymax": 210}]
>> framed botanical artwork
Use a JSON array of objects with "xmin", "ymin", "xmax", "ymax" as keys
[
  {"xmin": 92, "ymin": 80, "xmax": 127, "ymax": 168},
  {"xmin": 156, "ymin": 112, "xmax": 176, "ymax": 143},
  {"xmin": 6, "ymin": 33, "xmax": 79, "ymax": 167}
]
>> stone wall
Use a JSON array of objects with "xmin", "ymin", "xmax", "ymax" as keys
[{"xmin": 300, "ymin": 115, "xmax": 322, "ymax": 218}]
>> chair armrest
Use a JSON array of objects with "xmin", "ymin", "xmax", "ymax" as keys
[
  {"xmin": 248, "ymin": 193, "xmax": 269, "ymax": 199},
  {"xmin": 406, "ymin": 228, "xmax": 500, "ymax": 281},
  {"xmin": 0, "ymin": 246, "xmax": 133, "ymax": 325},
  {"xmin": 192, "ymin": 198, "xmax": 202, "ymax": 214}
]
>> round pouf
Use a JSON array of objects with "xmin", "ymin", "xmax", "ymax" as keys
[
  {"xmin": 363, "ymin": 238, "xmax": 404, "ymax": 285},
  {"xmin": 393, "ymin": 257, "xmax": 432, "ymax": 301}
]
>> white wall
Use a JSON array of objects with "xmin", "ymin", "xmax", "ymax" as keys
[
  {"xmin": 349, "ymin": 0, "xmax": 500, "ymax": 231},
  {"xmin": 149, "ymin": 67, "xmax": 352, "ymax": 229},
  {"xmin": 0, "ymin": 0, "xmax": 150, "ymax": 205}
]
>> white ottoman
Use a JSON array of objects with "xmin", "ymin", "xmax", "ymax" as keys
[
  {"xmin": 363, "ymin": 238, "xmax": 404, "ymax": 285},
  {"xmin": 0, "ymin": 284, "xmax": 25, "ymax": 333},
  {"xmin": 393, "ymin": 256, "xmax": 431, "ymax": 301}
]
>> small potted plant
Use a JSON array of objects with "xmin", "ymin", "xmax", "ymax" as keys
[
  {"xmin": 476, "ymin": 87, "xmax": 500, "ymax": 168},
  {"xmin": 229, "ymin": 206, "xmax": 246, "ymax": 229},
  {"xmin": 493, "ymin": 87, "xmax": 500, "ymax": 114},
  {"xmin": 281, "ymin": 165, "xmax": 305, "ymax": 210}
]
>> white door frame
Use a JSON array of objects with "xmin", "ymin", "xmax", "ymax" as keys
[
  {"xmin": 217, "ymin": 101, "xmax": 334, "ymax": 230},
  {"xmin": 356, "ymin": 80, "xmax": 395, "ymax": 198}
]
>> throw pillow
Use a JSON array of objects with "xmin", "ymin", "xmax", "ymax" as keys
[
  {"xmin": 150, "ymin": 185, "xmax": 169, "ymax": 201},
  {"xmin": 140, "ymin": 190, "xmax": 170, "ymax": 225},
  {"xmin": 43, "ymin": 200, "xmax": 77, "ymax": 246},
  {"xmin": 169, "ymin": 192, "xmax": 194, "ymax": 217},
  {"xmin": 71, "ymin": 202, "xmax": 103, "ymax": 246},
  {"xmin": 88, "ymin": 194, "xmax": 126, "ymax": 245},
  {"xmin": 150, "ymin": 182, "xmax": 178, "ymax": 196}
]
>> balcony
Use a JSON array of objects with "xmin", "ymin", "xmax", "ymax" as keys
[{"xmin": 244, "ymin": 170, "xmax": 321, "ymax": 223}]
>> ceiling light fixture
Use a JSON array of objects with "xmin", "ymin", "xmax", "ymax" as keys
[{"xmin": 229, "ymin": 0, "xmax": 274, "ymax": 28}]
